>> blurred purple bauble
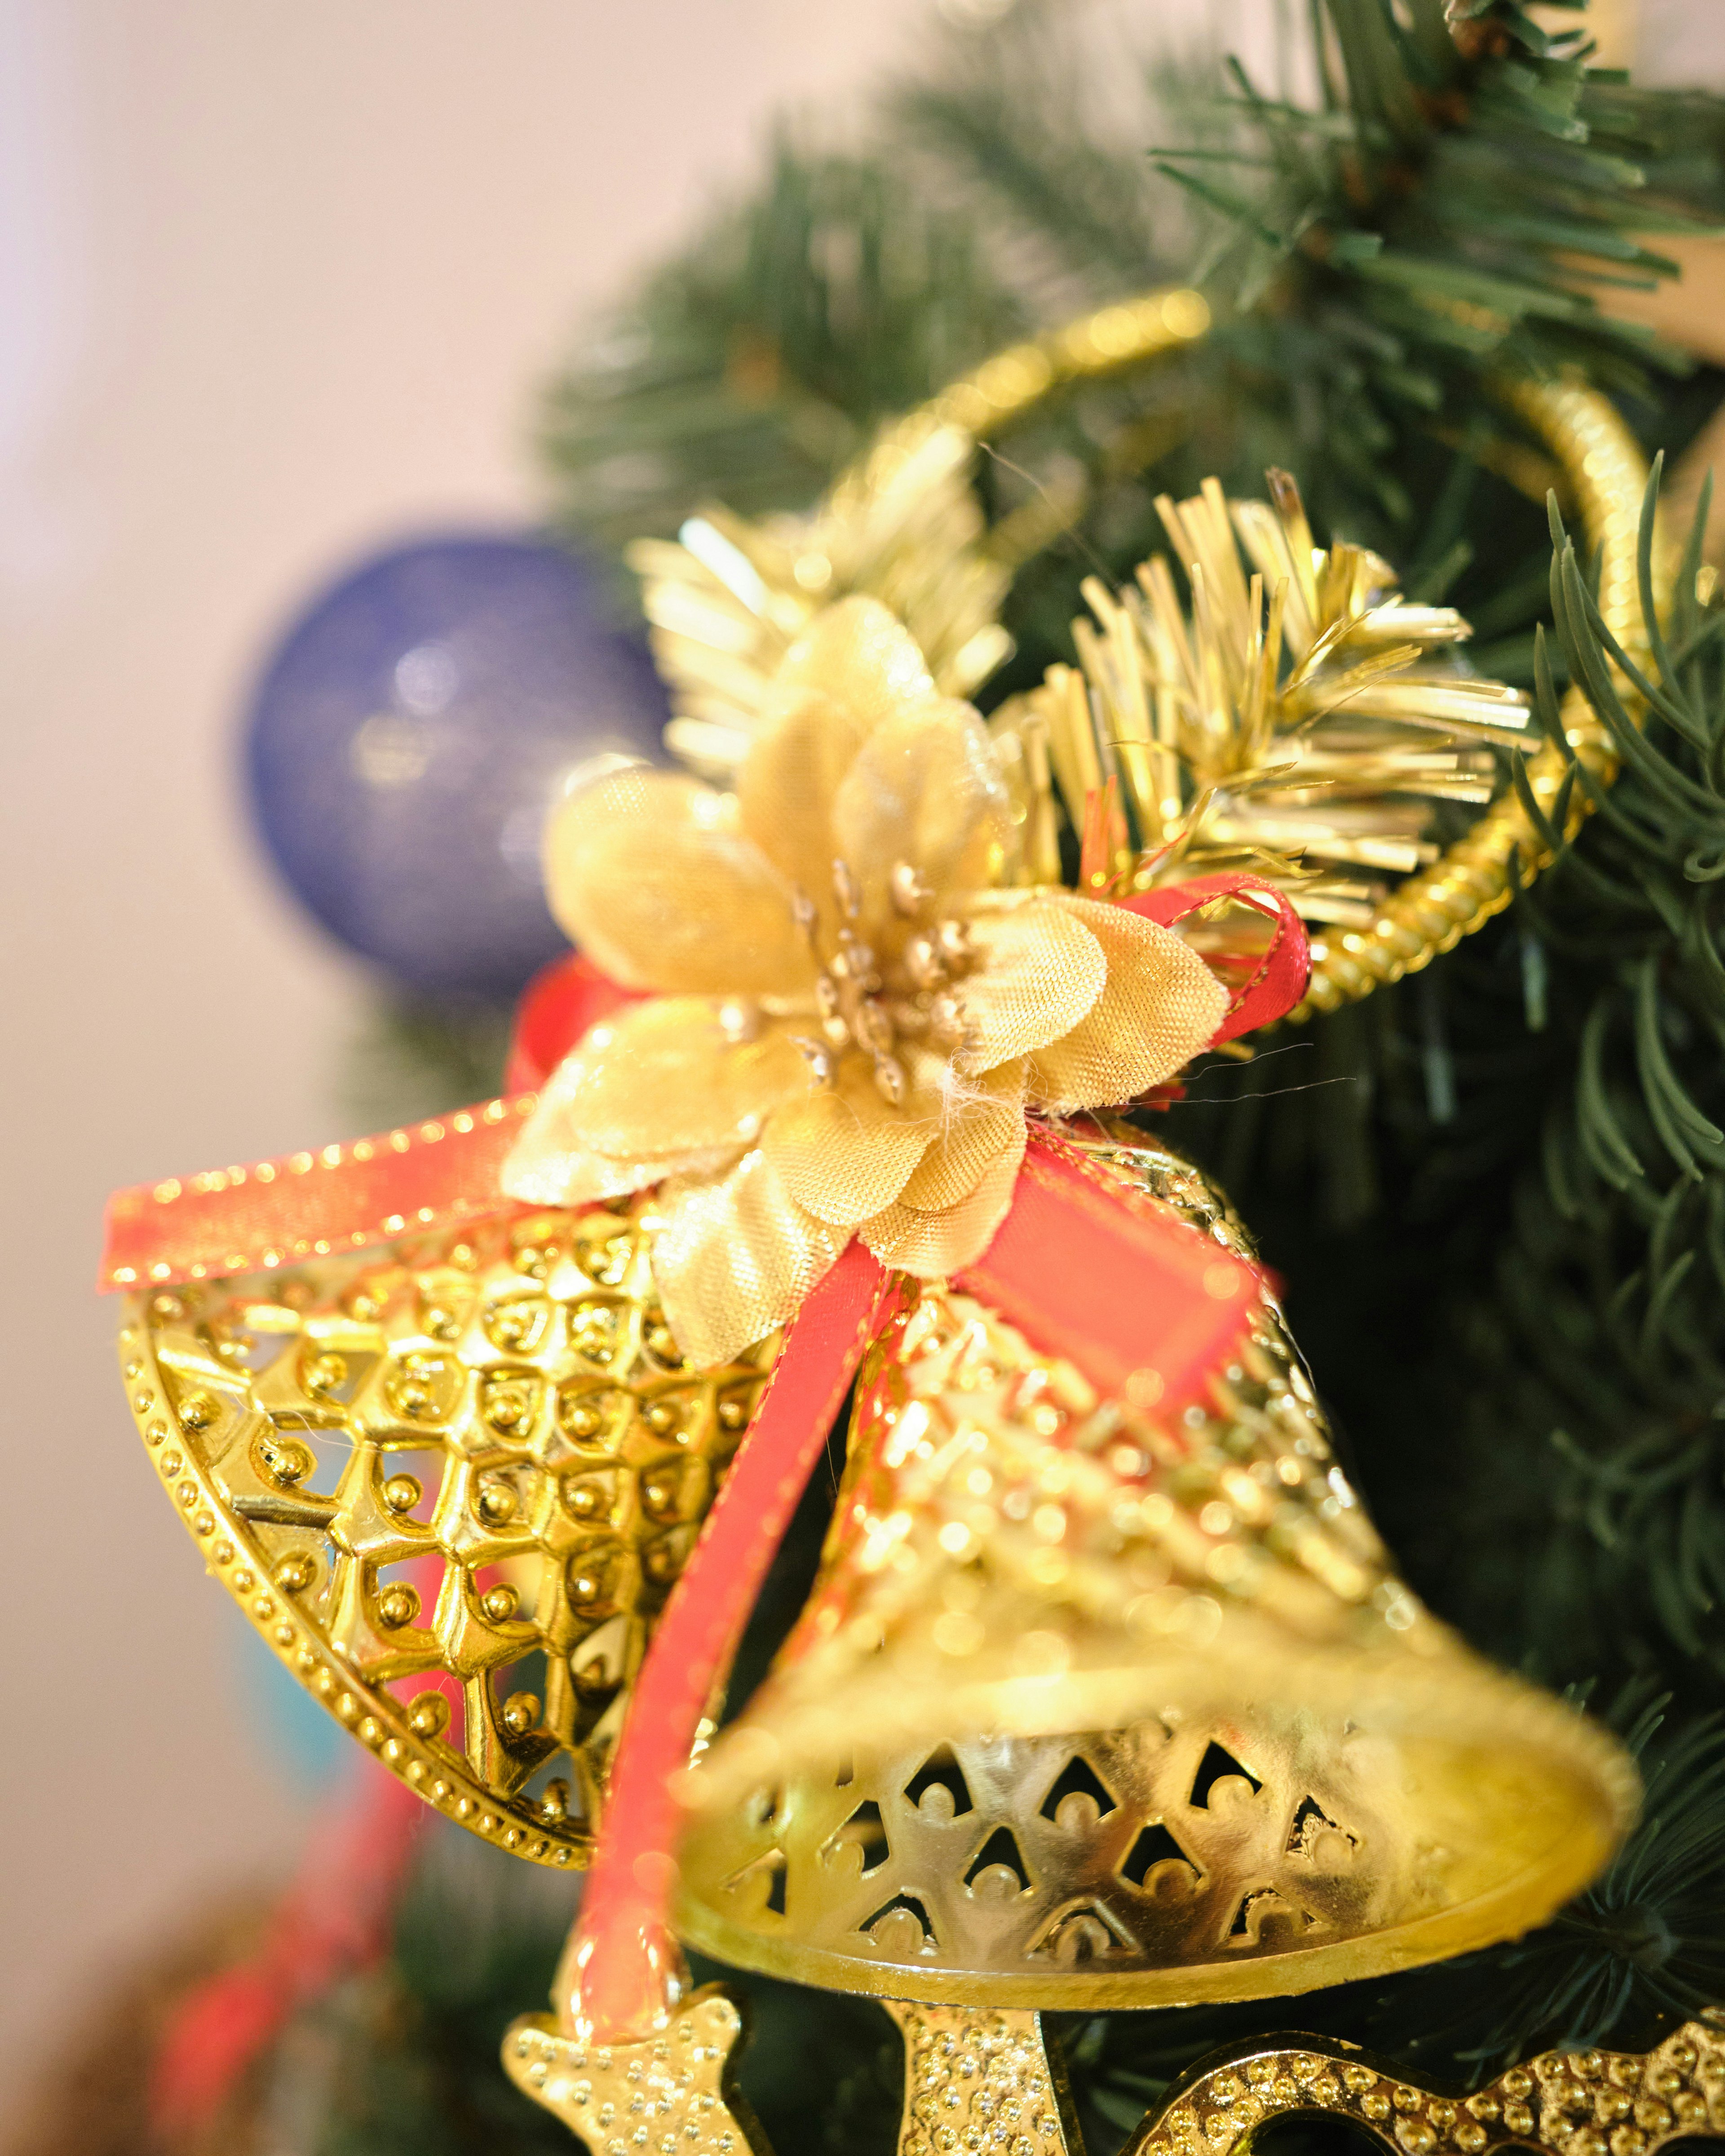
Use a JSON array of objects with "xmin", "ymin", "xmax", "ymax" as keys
[{"xmin": 244, "ymin": 530, "xmax": 670, "ymax": 998}]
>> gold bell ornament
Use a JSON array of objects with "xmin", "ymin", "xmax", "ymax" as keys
[
  {"xmin": 102, "ymin": 285, "xmax": 1681, "ymax": 2156},
  {"xmin": 671, "ymin": 1125, "xmax": 1636, "ymax": 2010}
]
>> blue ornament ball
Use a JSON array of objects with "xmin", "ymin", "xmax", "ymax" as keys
[{"xmin": 243, "ymin": 530, "xmax": 670, "ymax": 998}]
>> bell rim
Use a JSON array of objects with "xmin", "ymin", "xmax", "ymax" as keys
[{"xmin": 672, "ymin": 1640, "xmax": 1640, "ymax": 2008}]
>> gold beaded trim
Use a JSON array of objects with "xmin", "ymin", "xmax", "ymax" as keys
[
  {"xmin": 104, "ymin": 1096, "xmax": 537, "ymax": 1289},
  {"xmin": 1125, "ymin": 2014, "xmax": 1725, "ymax": 2156}
]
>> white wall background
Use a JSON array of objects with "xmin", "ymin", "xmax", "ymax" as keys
[{"xmin": 1, "ymin": 0, "xmax": 1721, "ymax": 2129}]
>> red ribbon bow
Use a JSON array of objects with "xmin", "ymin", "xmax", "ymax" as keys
[{"xmin": 106, "ymin": 876, "xmax": 1307, "ymax": 2065}]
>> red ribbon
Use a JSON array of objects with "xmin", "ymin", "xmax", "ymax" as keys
[
  {"xmin": 99, "ymin": 876, "xmax": 1305, "ymax": 1294},
  {"xmin": 961, "ymin": 1134, "xmax": 1256, "ymax": 1406},
  {"xmin": 564, "ymin": 1130, "xmax": 1260, "ymax": 2038},
  {"xmin": 567, "ymin": 1242, "xmax": 898, "ymax": 2037},
  {"xmin": 99, "ymin": 1096, "xmax": 542, "ymax": 1293}
]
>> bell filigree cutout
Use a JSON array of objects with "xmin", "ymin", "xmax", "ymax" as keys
[
  {"xmin": 118, "ymin": 1199, "xmax": 778, "ymax": 1862},
  {"xmin": 673, "ymin": 1137, "xmax": 1635, "ymax": 2006}
]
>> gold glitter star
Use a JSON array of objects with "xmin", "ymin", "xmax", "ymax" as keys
[
  {"xmin": 884, "ymin": 2002, "xmax": 1079, "ymax": 2156},
  {"xmin": 504, "ymin": 1987, "xmax": 769, "ymax": 2156}
]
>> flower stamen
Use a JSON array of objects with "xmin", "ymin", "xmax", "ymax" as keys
[
  {"xmin": 872, "ymin": 1053, "xmax": 907, "ymax": 1107},
  {"xmin": 854, "ymin": 999, "xmax": 894, "ymax": 1056},
  {"xmin": 889, "ymin": 861, "xmax": 930, "ymax": 917},
  {"xmin": 832, "ymin": 856, "xmax": 862, "ymax": 920},
  {"xmin": 928, "ymin": 992, "xmax": 967, "ymax": 1048},
  {"xmin": 904, "ymin": 934, "xmax": 944, "ymax": 990},
  {"xmin": 792, "ymin": 1037, "xmax": 837, "ymax": 1087},
  {"xmin": 935, "ymin": 918, "xmax": 972, "ymax": 970},
  {"xmin": 717, "ymin": 998, "xmax": 761, "ymax": 1045},
  {"xmin": 814, "ymin": 975, "xmax": 849, "ymax": 1050},
  {"xmin": 835, "ymin": 928, "xmax": 879, "ymax": 991}
]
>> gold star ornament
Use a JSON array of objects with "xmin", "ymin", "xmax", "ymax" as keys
[{"xmin": 504, "ymin": 1988, "xmax": 770, "ymax": 2156}]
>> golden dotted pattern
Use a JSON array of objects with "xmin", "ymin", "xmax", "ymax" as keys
[
  {"xmin": 503, "ymin": 1989, "xmax": 766, "ymax": 2156},
  {"xmin": 1123, "ymin": 2015, "xmax": 1725, "ymax": 2156},
  {"xmin": 887, "ymin": 2003, "xmax": 1079, "ymax": 2156},
  {"xmin": 117, "ymin": 1200, "xmax": 777, "ymax": 1865}
]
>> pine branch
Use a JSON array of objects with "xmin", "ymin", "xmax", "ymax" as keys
[
  {"xmin": 1432, "ymin": 490, "xmax": 1725, "ymax": 1689},
  {"xmin": 1150, "ymin": 0, "xmax": 1722, "ymax": 550},
  {"xmin": 540, "ymin": 136, "xmax": 1030, "ymax": 553},
  {"xmin": 885, "ymin": 0, "xmax": 1195, "ymax": 296}
]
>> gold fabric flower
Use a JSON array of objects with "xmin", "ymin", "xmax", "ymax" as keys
[{"xmin": 504, "ymin": 598, "xmax": 1226, "ymax": 1369}]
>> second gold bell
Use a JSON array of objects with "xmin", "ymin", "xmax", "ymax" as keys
[{"xmin": 674, "ymin": 1133, "xmax": 1637, "ymax": 2009}]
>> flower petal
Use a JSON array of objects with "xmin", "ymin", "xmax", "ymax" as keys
[
  {"xmin": 651, "ymin": 1149, "xmax": 849, "ymax": 1370},
  {"xmin": 859, "ymin": 1115, "xmax": 1026, "ymax": 1278},
  {"xmin": 738, "ymin": 688, "xmax": 871, "ymax": 904},
  {"xmin": 761, "ymin": 1062, "xmax": 933, "ymax": 1228},
  {"xmin": 502, "ymin": 1134, "xmax": 737, "ymax": 1210},
  {"xmin": 896, "ymin": 1060, "xmax": 1026, "ymax": 1211},
  {"xmin": 952, "ymin": 900, "xmax": 1106, "ymax": 1073},
  {"xmin": 544, "ymin": 767, "xmax": 808, "ymax": 996},
  {"xmin": 777, "ymin": 595, "xmax": 938, "ymax": 731},
  {"xmin": 832, "ymin": 701, "xmax": 1015, "ymax": 936},
  {"xmin": 1025, "ymin": 897, "xmax": 1229, "ymax": 1112},
  {"xmin": 514, "ymin": 998, "xmax": 807, "ymax": 1167}
]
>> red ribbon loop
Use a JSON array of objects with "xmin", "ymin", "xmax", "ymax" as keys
[
  {"xmin": 1123, "ymin": 871, "xmax": 1309, "ymax": 1045},
  {"xmin": 99, "ymin": 874, "xmax": 1309, "ymax": 1296}
]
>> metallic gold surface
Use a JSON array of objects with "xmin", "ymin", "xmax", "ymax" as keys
[
  {"xmin": 110, "ymin": 293, "xmax": 1670, "ymax": 2149},
  {"xmin": 991, "ymin": 467, "xmax": 1533, "ymax": 928},
  {"xmin": 1124, "ymin": 2014, "xmax": 1725, "ymax": 2156},
  {"xmin": 504, "ymin": 1988, "xmax": 769, "ymax": 2156},
  {"xmin": 884, "ymin": 2005, "xmax": 1725, "ymax": 2156},
  {"xmin": 672, "ymin": 1136, "xmax": 1636, "ymax": 2006},
  {"xmin": 1294, "ymin": 376, "xmax": 1654, "ymax": 1017},
  {"xmin": 507, "ymin": 1993, "xmax": 1725, "ymax": 2156},
  {"xmin": 980, "ymin": 373, "xmax": 1652, "ymax": 1018},
  {"xmin": 634, "ymin": 288, "xmax": 1211, "ymax": 784},
  {"xmin": 116, "ymin": 1201, "xmax": 777, "ymax": 1864},
  {"xmin": 888, "ymin": 2003, "xmax": 1079, "ymax": 2156}
]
